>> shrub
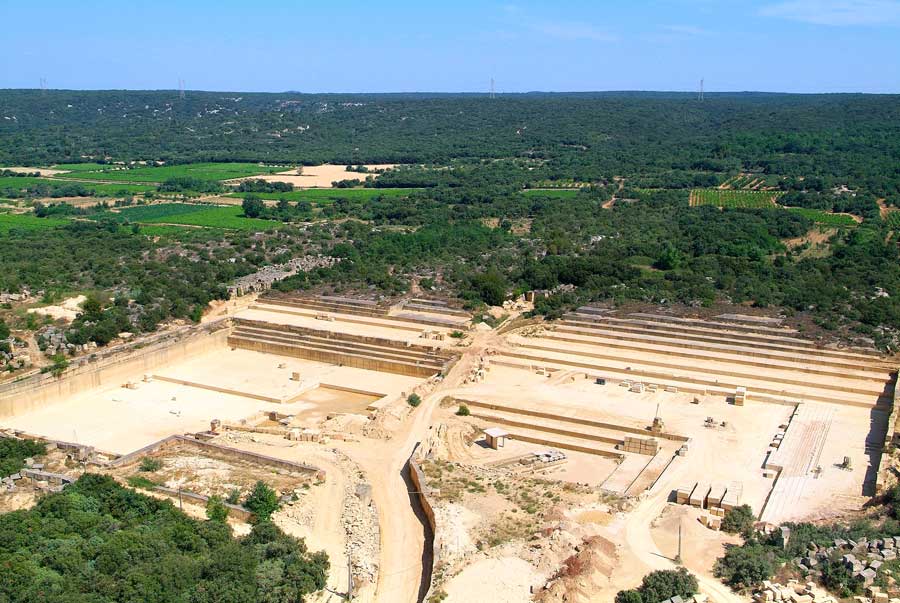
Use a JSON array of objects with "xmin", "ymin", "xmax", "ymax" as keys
[
  {"xmin": 449, "ymin": 330, "xmax": 465, "ymax": 339},
  {"xmin": 0, "ymin": 438, "xmax": 46, "ymax": 477},
  {"xmin": 139, "ymin": 457, "xmax": 163, "ymax": 472},
  {"xmin": 225, "ymin": 488, "xmax": 241, "ymax": 505},
  {"xmin": 456, "ymin": 404, "xmax": 470, "ymax": 416},
  {"xmin": 616, "ymin": 568, "xmax": 698, "ymax": 603},
  {"xmin": 615, "ymin": 590, "xmax": 644, "ymax": 603},
  {"xmin": 722, "ymin": 504, "xmax": 756, "ymax": 536},
  {"xmin": 126, "ymin": 475, "xmax": 158, "ymax": 490},
  {"xmin": 714, "ymin": 542, "xmax": 775, "ymax": 588},
  {"xmin": 407, "ymin": 393, "xmax": 422, "ymax": 407},
  {"xmin": 206, "ymin": 495, "xmax": 229, "ymax": 523},
  {"xmin": 244, "ymin": 481, "xmax": 280, "ymax": 523}
]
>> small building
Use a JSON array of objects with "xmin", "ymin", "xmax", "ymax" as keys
[{"xmin": 484, "ymin": 427, "xmax": 509, "ymax": 450}]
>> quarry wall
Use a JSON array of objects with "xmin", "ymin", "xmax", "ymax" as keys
[{"xmin": 0, "ymin": 320, "xmax": 232, "ymax": 419}]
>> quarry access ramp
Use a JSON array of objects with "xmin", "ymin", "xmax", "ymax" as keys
[{"xmin": 228, "ymin": 318, "xmax": 454, "ymax": 378}]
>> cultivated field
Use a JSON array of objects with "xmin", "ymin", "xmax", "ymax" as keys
[
  {"xmin": 93, "ymin": 203, "xmax": 281, "ymax": 230},
  {"xmin": 690, "ymin": 188, "xmax": 782, "ymax": 208},
  {"xmin": 0, "ymin": 213, "xmax": 67, "ymax": 233},
  {"xmin": 55, "ymin": 162, "xmax": 286, "ymax": 183}
]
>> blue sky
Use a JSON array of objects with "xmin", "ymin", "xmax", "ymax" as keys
[{"xmin": 2, "ymin": 0, "xmax": 899, "ymax": 93}]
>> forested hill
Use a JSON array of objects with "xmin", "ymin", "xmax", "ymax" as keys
[{"xmin": 2, "ymin": 90, "xmax": 900, "ymax": 198}]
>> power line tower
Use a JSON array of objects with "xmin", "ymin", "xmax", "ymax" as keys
[
  {"xmin": 698, "ymin": 78, "xmax": 704, "ymax": 102},
  {"xmin": 490, "ymin": 77, "xmax": 495, "ymax": 99},
  {"xmin": 179, "ymin": 78, "xmax": 185, "ymax": 99},
  {"xmin": 39, "ymin": 77, "xmax": 47, "ymax": 94}
]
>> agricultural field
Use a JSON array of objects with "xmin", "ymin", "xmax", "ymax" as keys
[
  {"xmin": 0, "ymin": 176, "xmax": 155, "ymax": 197},
  {"xmin": 141, "ymin": 205, "xmax": 280, "ymax": 230},
  {"xmin": 0, "ymin": 213, "xmax": 68, "ymax": 233},
  {"xmin": 55, "ymin": 162, "xmax": 287, "ymax": 183},
  {"xmin": 690, "ymin": 189, "xmax": 781, "ymax": 208},
  {"xmin": 89, "ymin": 203, "xmax": 210, "ymax": 223},
  {"xmin": 49, "ymin": 162, "xmax": 115, "ymax": 172},
  {"xmin": 89, "ymin": 202, "xmax": 280, "ymax": 230},
  {"xmin": 0, "ymin": 176, "xmax": 53, "ymax": 190},
  {"xmin": 225, "ymin": 187, "xmax": 418, "ymax": 202},
  {"xmin": 719, "ymin": 173, "xmax": 782, "ymax": 190},
  {"xmin": 528, "ymin": 179, "xmax": 591, "ymax": 188},
  {"xmin": 785, "ymin": 207, "xmax": 859, "ymax": 227}
]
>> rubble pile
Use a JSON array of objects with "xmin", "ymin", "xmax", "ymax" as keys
[{"xmin": 227, "ymin": 255, "xmax": 339, "ymax": 297}]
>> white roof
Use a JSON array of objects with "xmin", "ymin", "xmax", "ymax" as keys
[{"xmin": 484, "ymin": 427, "xmax": 509, "ymax": 438}]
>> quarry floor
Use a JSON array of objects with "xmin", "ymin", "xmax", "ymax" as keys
[{"xmin": 0, "ymin": 304, "xmax": 891, "ymax": 603}]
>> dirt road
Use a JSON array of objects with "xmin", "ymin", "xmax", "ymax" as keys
[
  {"xmin": 623, "ymin": 452, "xmax": 747, "ymax": 603},
  {"xmin": 340, "ymin": 327, "xmax": 503, "ymax": 603}
]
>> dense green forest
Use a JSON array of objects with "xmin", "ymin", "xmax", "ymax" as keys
[
  {"xmin": 2, "ymin": 90, "xmax": 900, "ymax": 200},
  {"xmin": 0, "ymin": 474, "xmax": 328, "ymax": 602},
  {"xmin": 3, "ymin": 90, "xmax": 900, "ymax": 349}
]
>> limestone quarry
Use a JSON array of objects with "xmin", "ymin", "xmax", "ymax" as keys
[{"xmin": 2, "ymin": 292, "xmax": 898, "ymax": 603}]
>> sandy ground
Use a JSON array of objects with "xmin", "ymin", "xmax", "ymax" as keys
[
  {"xmin": 229, "ymin": 164, "xmax": 395, "ymax": 189},
  {"xmin": 27, "ymin": 294, "xmax": 86, "ymax": 321},
  {"xmin": 2, "ymin": 166, "xmax": 70, "ymax": 176},
  {"xmin": 444, "ymin": 557, "xmax": 539, "ymax": 602},
  {"xmin": 1, "ymin": 349, "xmax": 421, "ymax": 454}
]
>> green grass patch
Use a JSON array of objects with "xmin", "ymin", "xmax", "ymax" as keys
[
  {"xmin": 48, "ymin": 162, "xmax": 115, "ymax": 172},
  {"xmin": 91, "ymin": 203, "xmax": 211, "ymax": 223},
  {"xmin": 0, "ymin": 213, "xmax": 68, "ymax": 233},
  {"xmin": 0, "ymin": 176, "xmax": 154, "ymax": 197},
  {"xmin": 55, "ymin": 162, "xmax": 287, "ymax": 183},
  {"xmin": 143, "ymin": 205, "xmax": 281, "ymax": 230},
  {"xmin": 786, "ymin": 207, "xmax": 858, "ymax": 227}
]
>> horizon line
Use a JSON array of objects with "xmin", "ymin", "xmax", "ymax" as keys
[{"xmin": 2, "ymin": 88, "xmax": 898, "ymax": 96}]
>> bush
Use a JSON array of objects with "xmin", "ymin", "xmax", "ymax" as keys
[
  {"xmin": 0, "ymin": 438, "xmax": 46, "ymax": 477},
  {"xmin": 456, "ymin": 404, "xmax": 470, "ymax": 416},
  {"xmin": 242, "ymin": 195, "xmax": 265, "ymax": 218},
  {"xmin": 449, "ymin": 330, "xmax": 465, "ymax": 339},
  {"xmin": 226, "ymin": 488, "xmax": 241, "ymax": 505},
  {"xmin": 206, "ymin": 495, "xmax": 229, "ymax": 523},
  {"xmin": 244, "ymin": 480, "xmax": 280, "ymax": 523},
  {"xmin": 126, "ymin": 475, "xmax": 158, "ymax": 490},
  {"xmin": 407, "ymin": 393, "xmax": 422, "ymax": 407},
  {"xmin": 0, "ymin": 473, "xmax": 327, "ymax": 602},
  {"xmin": 722, "ymin": 504, "xmax": 755, "ymax": 536},
  {"xmin": 139, "ymin": 457, "xmax": 163, "ymax": 472},
  {"xmin": 616, "ymin": 568, "xmax": 698, "ymax": 603},
  {"xmin": 714, "ymin": 542, "xmax": 775, "ymax": 588}
]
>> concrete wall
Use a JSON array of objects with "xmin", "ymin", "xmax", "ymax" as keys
[{"xmin": 0, "ymin": 321, "xmax": 232, "ymax": 419}]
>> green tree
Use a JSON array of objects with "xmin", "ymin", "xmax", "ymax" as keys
[
  {"xmin": 714, "ymin": 543, "xmax": 774, "ymax": 588},
  {"xmin": 244, "ymin": 481, "xmax": 279, "ymax": 523},
  {"xmin": 0, "ymin": 319, "xmax": 9, "ymax": 340},
  {"xmin": 407, "ymin": 393, "xmax": 422, "ymax": 407},
  {"xmin": 722, "ymin": 505, "xmax": 755, "ymax": 537},
  {"xmin": 206, "ymin": 495, "xmax": 230, "ymax": 523},
  {"xmin": 615, "ymin": 590, "xmax": 643, "ymax": 603},
  {"xmin": 242, "ymin": 195, "xmax": 265, "ymax": 218}
]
